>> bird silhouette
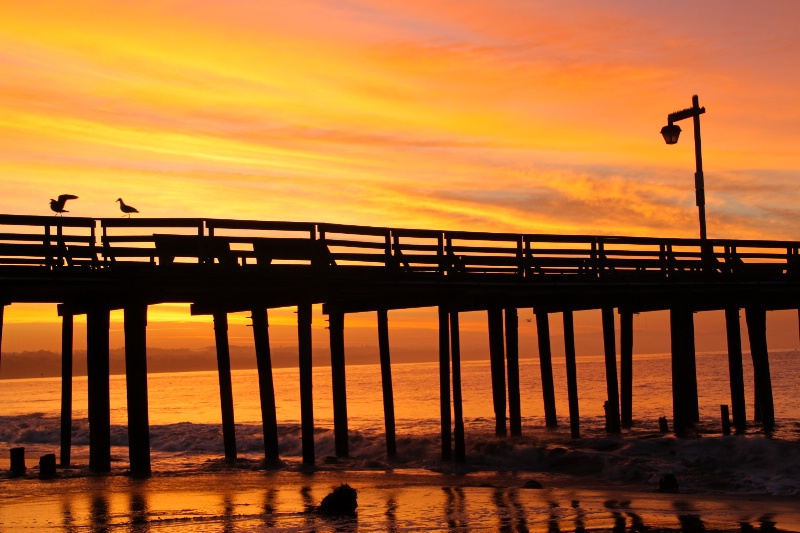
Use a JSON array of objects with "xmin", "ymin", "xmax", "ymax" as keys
[
  {"xmin": 49, "ymin": 194, "xmax": 78, "ymax": 215},
  {"xmin": 116, "ymin": 198, "xmax": 139, "ymax": 217}
]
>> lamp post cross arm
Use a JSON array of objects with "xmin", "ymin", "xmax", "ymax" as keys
[{"xmin": 668, "ymin": 105, "xmax": 705, "ymax": 125}]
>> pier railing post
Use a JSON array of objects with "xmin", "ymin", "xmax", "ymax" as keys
[
  {"xmin": 297, "ymin": 303, "xmax": 315, "ymax": 465},
  {"xmin": 563, "ymin": 310, "xmax": 581, "ymax": 439},
  {"xmin": 377, "ymin": 309, "xmax": 397, "ymax": 458},
  {"xmin": 124, "ymin": 304, "xmax": 151, "ymax": 477},
  {"xmin": 87, "ymin": 307, "xmax": 111, "ymax": 473},
  {"xmin": 251, "ymin": 308, "xmax": 280, "ymax": 462},
  {"xmin": 438, "ymin": 306, "xmax": 452, "ymax": 460},
  {"xmin": 745, "ymin": 306, "xmax": 775, "ymax": 432},
  {"xmin": 601, "ymin": 307, "xmax": 621, "ymax": 434},
  {"xmin": 487, "ymin": 308, "xmax": 507, "ymax": 436},
  {"xmin": 505, "ymin": 308, "xmax": 522, "ymax": 437},
  {"xmin": 619, "ymin": 311, "xmax": 634, "ymax": 429},
  {"xmin": 328, "ymin": 311, "xmax": 349, "ymax": 458},
  {"xmin": 213, "ymin": 312, "xmax": 237, "ymax": 462},
  {"xmin": 59, "ymin": 312, "xmax": 74, "ymax": 467},
  {"xmin": 724, "ymin": 307, "xmax": 747, "ymax": 433},
  {"xmin": 450, "ymin": 311, "xmax": 466, "ymax": 463},
  {"xmin": 535, "ymin": 310, "xmax": 558, "ymax": 428}
]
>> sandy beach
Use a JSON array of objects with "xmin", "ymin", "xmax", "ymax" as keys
[{"xmin": 2, "ymin": 461, "xmax": 799, "ymax": 532}]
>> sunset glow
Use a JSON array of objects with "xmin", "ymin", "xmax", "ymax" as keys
[{"xmin": 2, "ymin": 1, "xmax": 799, "ymax": 352}]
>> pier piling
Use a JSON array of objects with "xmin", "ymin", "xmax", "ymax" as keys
[
  {"xmin": 505, "ymin": 308, "xmax": 522, "ymax": 437},
  {"xmin": 59, "ymin": 312, "xmax": 73, "ymax": 467},
  {"xmin": 745, "ymin": 306, "xmax": 775, "ymax": 432},
  {"xmin": 619, "ymin": 311, "xmax": 634, "ymax": 428},
  {"xmin": 251, "ymin": 308, "xmax": 280, "ymax": 462},
  {"xmin": 377, "ymin": 309, "xmax": 397, "ymax": 458},
  {"xmin": 487, "ymin": 308, "xmax": 507, "ymax": 436},
  {"xmin": 535, "ymin": 310, "xmax": 558, "ymax": 428},
  {"xmin": 438, "ymin": 307, "xmax": 452, "ymax": 460},
  {"xmin": 298, "ymin": 303, "xmax": 315, "ymax": 465},
  {"xmin": 601, "ymin": 307, "xmax": 621, "ymax": 433},
  {"xmin": 213, "ymin": 312, "xmax": 237, "ymax": 462},
  {"xmin": 328, "ymin": 311, "xmax": 349, "ymax": 458},
  {"xmin": 87, "ymin": 307, "xmax": 111, "ymax": 473},
  {"xmin": 450, "ymin": 311, "xmax": 466, "ymax": 463},
  {"xmin": 563, "ymin": 310, "xmax": 581, "ymax": 439},
  {"xmin": 124, "ymin": 304, "xmax": 151, "ymax": 477},
  {"xmin": 724, "ymin": 307, "xmax": 747, "ymax": 433},
  {"xmin": 669, "ymin": 307, "xmax": 695, "ymax": 436}
]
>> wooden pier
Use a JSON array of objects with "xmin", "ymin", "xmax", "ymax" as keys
[{"xmin": 1, "ymin": 213, "xmax": 798, "ymax": 476}]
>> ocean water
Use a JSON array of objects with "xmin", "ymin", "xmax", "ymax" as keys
[{"xmin": 1, "ymin": 352, "xmax": 800, "ymax": 530}]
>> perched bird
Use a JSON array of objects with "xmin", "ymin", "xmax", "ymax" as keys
[
  {"xmin": 116, "ymin": 198, "xmax": 139, "ymax": 217},
  {"xmin": 50, "ymin": 194, "xmax": 78, "ymax": 215}
]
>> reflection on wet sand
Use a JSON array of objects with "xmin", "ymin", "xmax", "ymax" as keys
[
  {"xmin": 129, "ymin": 491, "xmax": 149, "ymax": 533},
  {"xmin": 385, "ymin": 496, "xmax": 398, "ymax": 533},
  {"xmin": 262, "ymin": 487, "xmax": 277, "ymax": 529},
  {"xmin": 90, "ymin": 494, "xmax": 109, "ymax": 533},
  {"xmin": 445, "ymin": 486, "xmax": 468, "ymax": 531}
]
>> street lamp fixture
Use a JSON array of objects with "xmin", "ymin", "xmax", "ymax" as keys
[{"xmin": 661, "ymin": 95, "xmax": 707, "ymax": 240}]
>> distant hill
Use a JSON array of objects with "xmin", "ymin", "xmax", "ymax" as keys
[{"xmin": 0, "ymin": 344, "xmax": 440, "ymax": 379}]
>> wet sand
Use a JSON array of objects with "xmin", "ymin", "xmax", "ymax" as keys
[{"xmin": 2, "ymin": 467, "xmax": 798, "ymax": 531}]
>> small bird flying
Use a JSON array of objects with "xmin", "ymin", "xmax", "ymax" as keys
[
  {"xmin": 116, "ymin": 198, "xmax": 139, "ymax": 217},
  {"xmin": 50, "ymin": 194, "xmax": 78, "ymax": 215}
]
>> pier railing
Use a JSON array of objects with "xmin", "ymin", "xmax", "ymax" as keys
[{"xmin": 1, "ymin": 214, "xmax": 799, "ymax": 280}]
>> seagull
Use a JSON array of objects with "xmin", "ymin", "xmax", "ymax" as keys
[
  {"xmin": 50, "ymin": 194, "xmax": 78, "ymax": 215},
  {"xmin": 116, "ymin": 198, "xmax": 139, "ymax": 217}
]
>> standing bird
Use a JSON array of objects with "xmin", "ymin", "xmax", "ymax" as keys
[
  {"xmin": 50, "ymin": 194, "xmax": 78, "ymax": 215},
  {"xmin": 116, "ymin": 198, "xmax": 139, "ymax": 217}
]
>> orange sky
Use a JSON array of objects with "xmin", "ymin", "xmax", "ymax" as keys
[{"xmin": 2, "ymin": 1, "xmax": 800, "ymax": 355}]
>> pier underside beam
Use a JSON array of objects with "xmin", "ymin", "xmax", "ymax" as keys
[
  {"xmin": 563, "ymin": 310, "xmax": 580, "ymax": 438},
  {"xmin": 298, "ymin": 303, "xmax": 315, "ymax": 465},
  {"xmin": 619, "ymin": 311, "xmax": 634, "ymax": 429},
  {"xmin": 377, "ymin": 309, "xmax": 397, "ymax": 458},
  {"xmin": 505, "ymin": 308, "xmax": 522, "ymax": 437},
  {"xmin": 535, "ymin": 310, "xmax": 558, "ymax": 428},
  {"xmin": 59, "ymin": 313, "xmax": 73, "ymax": 467},
  {"xmin": 251, "ymin": 308, "xmax": 280, "ymax": 462},
  {"xmin": 487, "ymin": 308, "xmax": 507, "ymax": 437},
  {"xmin": 213, "ymin": 312, "xmax": 237, "ymax": 462},
  {"xmin": 601, "ymin": 307, "xmax": 621, "ymax": 434},
  {"xmin": 450, "ymin": 311, "xmax": 465, "ymax": 463},
  {"xmin": 724, "ymin": 308, "xmax": 747, "ymax": 433},
  {"xmin": 745, "ymin": 306, "xmax": 775, "ymax": 432},
  {"xmin": 87, "ymin": 307, "xmax": 111, "ymax": 473},
  {"xmin": 438, "ymin": 306, "xmax": 452, "ymax": 460},
  {"xmin": 328, "ymin": 311, "xmax": 349, "ymax": 458},
  {"xmin": 124, "ymin": 304, "xmax": 151, "ymax": 477}
]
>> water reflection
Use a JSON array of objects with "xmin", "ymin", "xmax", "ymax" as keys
[
  {"xmin": 129, "ymin": 491, "xmax": 149, "ymax": 533},
  {"xmin": 492, "ymin": 487, "xmax": 530, "ymax": 533},
  {"xmin": 90, "ymin": 494, "xmax": 109, "ymax": 533},
  {"xmin": 262, "ymin": 488, "xmax": 278, "ymax": 529},
  {"xmin": 444, "ymin": 486, "xmax": 468, "ymax": 531},
  {"xmin": 385, "ymin": 496, "xmax": 398, "ymax": 533}
]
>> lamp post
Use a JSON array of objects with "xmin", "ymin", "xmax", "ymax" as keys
[{"xmin": 661, "ymin": 95, "xmax": 707, "ymax": 240}]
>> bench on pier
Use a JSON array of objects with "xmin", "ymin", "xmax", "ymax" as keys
[
  {"xmin": 251, "ymin": 238, "xmax": 335, "ymax": 267},
  {"xmin": 153, "ymin": 234, "xmax": 237, "ymax": 266},
  {"xmin": 0, "ymin": 240, "xmax": 97, "ymax": 269}
]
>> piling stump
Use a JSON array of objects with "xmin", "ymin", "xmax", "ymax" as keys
[
  {"xmin": 39, "ymin": 454, "xmax": 57, "ymax": 479},
  {"xmin": 10, "ymin": 447, "xmax": 26, "ymax": 477},
  {"xmin": 721, "ymin": 405, "xmax": 731, "ymax": 436}
]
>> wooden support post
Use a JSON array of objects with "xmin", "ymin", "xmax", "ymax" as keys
[
  {"xmin": 535, "ymin": 310, "xmax": 558, "ymax": 428},
  {"xmin": 377, "ymin": 309, "xmax": 397, "ymax": 458},
  {"xmin": 60, "ymin": 313, "xmax": 74, "ymax": 467},
  {"xmin": 438, "ymin": 307, "xmax": 452, "ymax": 460},
  {"xmin": 601, "ymin": 307, "xmax": 621, "ymax": 434},
  {"xmin": 721, "ymin": 405, "xmax": 731, "ymax": 436},
  {"xmin": 124, "ymin": 305, "xmax": 151, "ymax": 477},
  {"xmin": 563, "ymin": 310, "xmax": 580, "ymax": 439},
  {"xmin": 685, "ymin": 312, "xmax": 700, "ymax": 423},
  {"xmin": 724, "ymin": 308, "xmax": 747, "ymax": 434},
  {"xmin": 87, "ymin": 308, "xmax": 111, "ymax": 473},
  {"xmin": 745, "ymin": 307, "xmax": 775, "ymax": 432},
  {"xmin": 487, "ymin": 308, "xmax": 507, "ymax": 436},
  {"xmin": 450, "ymin": 311, "xmax": 466, "ymax": 463},
  {"xmin": 619, "ymin": 311, "xmax": 633, "ymax": 429},
  {"xmin": 213, "ymin": 312, "xmax": 237, "ymax": 462},
  {"xmin": 10, "ymin": 447, "xmax": 26, "ymax": 477},
  {"xmin": 505, "ymin": 308, "xmax": 522, "ymax": 437},
  {"xmin": 297, "ymin": 303, "xmax": 315, "ymax": 465},
  {"xmin": 251, "ymin": 308, "xmax": 280, "ymax": 462},
  {"xmin": 669, "ymin": 308, "xmax": 690, "ymax": 437},
  {"xmin": 328, "ymin": 311, "xmax": 349, "ymax": 458},
  {"xmin": 0, "ymin": 305, "xmax": 4, "ymax": 371}
]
